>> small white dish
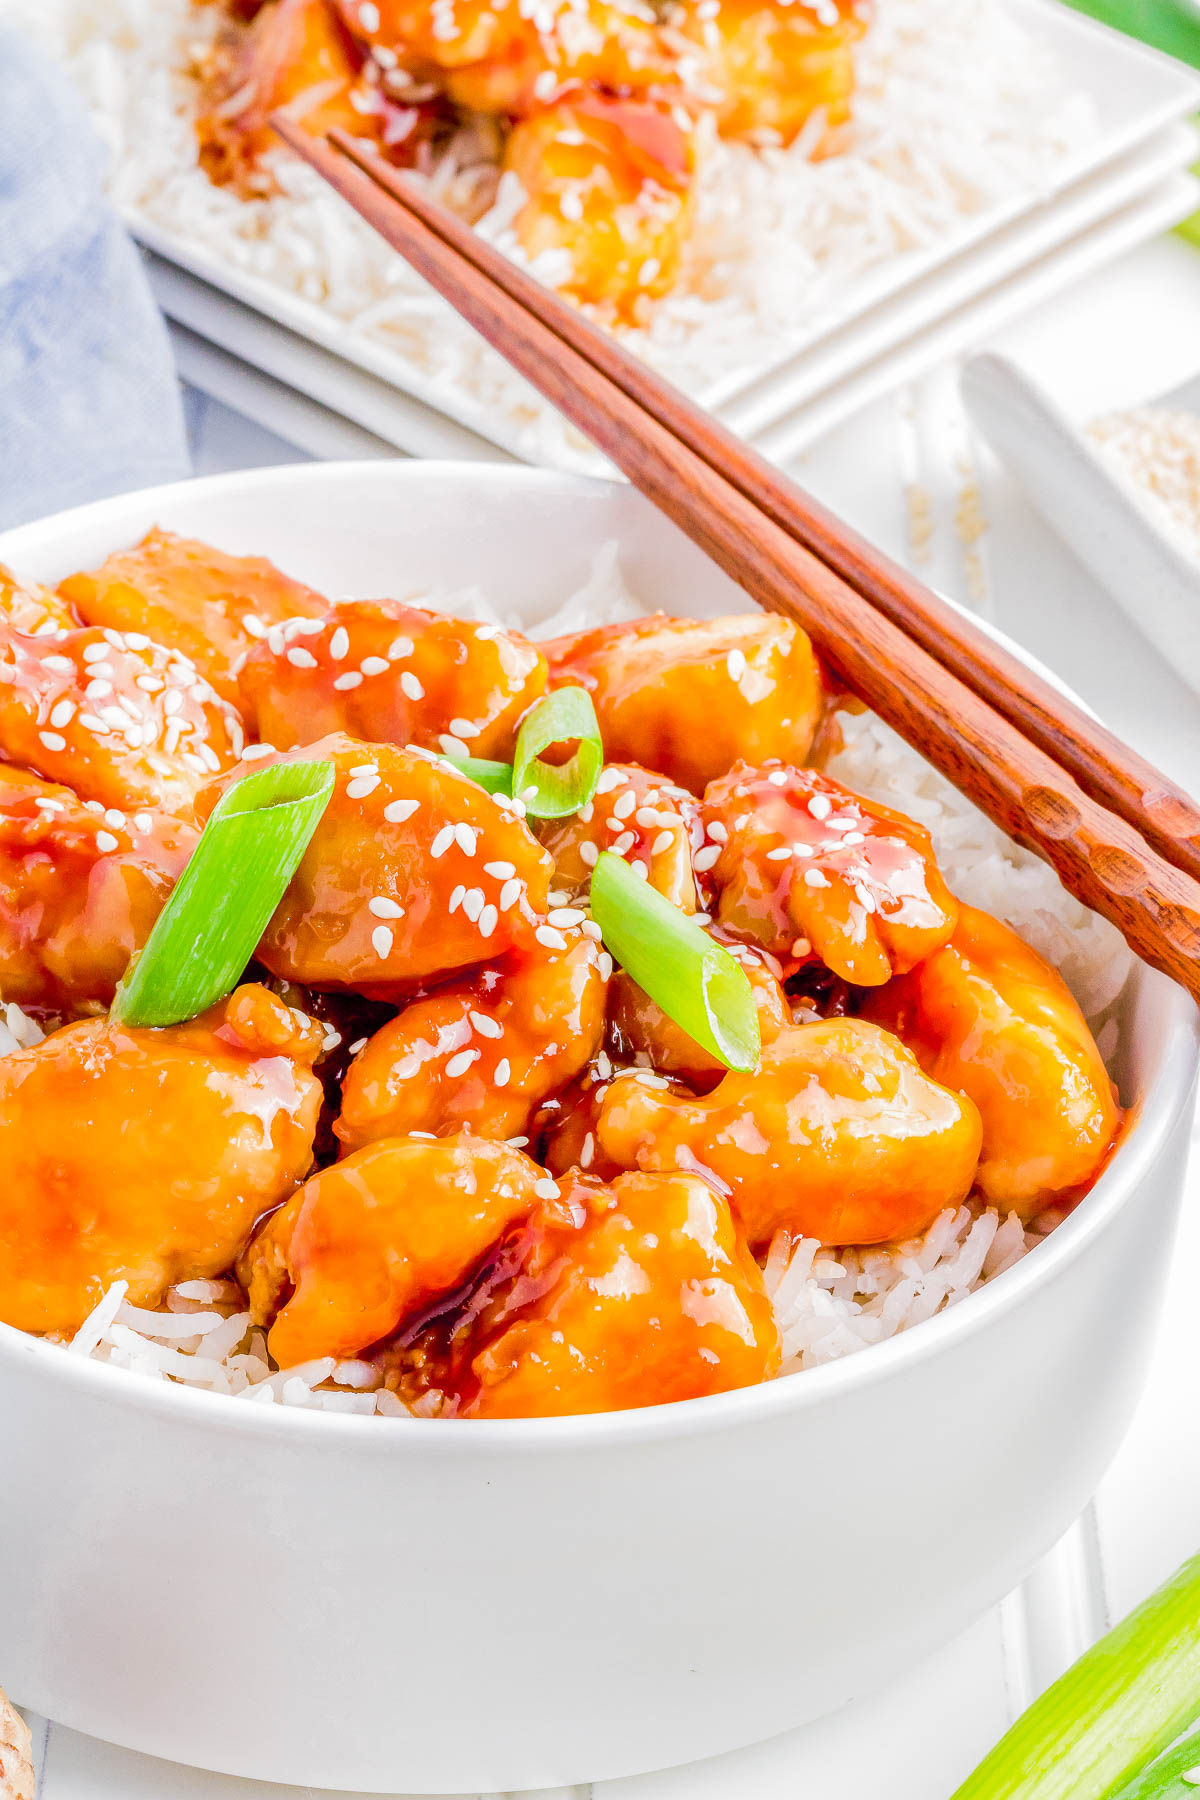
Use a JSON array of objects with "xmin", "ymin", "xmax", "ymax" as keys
[
  {"xmin": 962, "ymin": 351, "xmax": 1200, "ymax": 689},
  {"xmin": 0, "ymin": 462, "xmax": 1196, "ymax": 1794}
]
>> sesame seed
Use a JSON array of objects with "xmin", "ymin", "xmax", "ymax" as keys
[
  {"xmin": 581, "ymin": 919, "xmax": 602, "ymax": 941},
  {"xmin": 854, "ymin": 883, "xmax": 877, "ymax": 913},
  {"xmin": 199, "ymin": 743, "xmax": 222, "ymax": 773},
  {"xmin": 804, "ymin": 868, "xmax": 830, "ymax": 888},
  {"xmin": 242, "ymin": 614, "xmax": 267, "ymax": 638},
  {"xmin": 95, "ymin": 831, "xmax": 120, "ymax": 853},
  {"xmin": 579, "ymin": 841, "xmax": 599, "ymax": 867},
  {"xmin": 133, "ymin": 813, "xmax": 153, "ymax": 832},
  {"xmin": 612, "ymin": 789, "xmax": 636, "ymax": 820},
  {"xmin": 533, "ymin": 1178, "xmax": 560, "ymax": 1200},
  {"xmin": 767, "ymin": 770, "xmax": 790, "ymax": 787},
  {"xmin": 547, "ymin": 906, "xmax": 585, "ymax": 927},
  {"xmin": 387, "ymin": 637, "xmax": 414, "ymax": 661},
  {"xmin": 78, "ymin": 713, "xmax": 109, "ymax": 734},
  {"xmin": 400, "ymin": 672, "xmax": 424, "ymax": 701},
  {"xmin": 498, "ymin": 878, "xmax": 523, "ymax": 912},
  {"xmin": 843, "ymin": 831, "xmax": 866, "ymax": 846},
  {"xmin": 494, "ymin": 1057, "xmax": 511, "ymax": 1087},
  {"xmin": 287, "ymin": 647, "xmax": 318, "ymax": 669},
  {"xmin": 484, "ymin": 860, "xmax": 515, "ymax": 879},
  {"xmin": 368, "ymin": 896, "xmax": 404, "ymax": 919},
  {"xmin": 808, "ymin": 794, "xmax": 833, "ymax": 819},
  {"xmin": 726, "ymin": 648, "xmax": 747, "ymax": 681},
  {"xmin": 445, "ymin": 1049, "xmax": 478, "ymax": 1079},
  {"xmin": 765, "ymin": 847, "xmax": 791, "ymax": 863},
  {"xmin": 349, "ymin": 1037, "xmax": 369, "ymax": 1055},
  {"xmin": 651, "ymin": 830, "xmax": 676, "ymax": 857},
  {"xmin": 42, "ymin": 654, "xmax": 74, "ymax": 674},
  {"xmin": 450, "ymin": 718, "xmax": 475, "ymax": 738},
  {"xmin": 470, "ymin": 1011, "xmax": 503, "ymax": 1039},
  {"xmin": 333, "ymin": 672, "xmax": 363, "ymax": 692},
  {"xmin": 598, "ymin": 953, "xmax": 613, "ymax": 980},
  {"xmin": 125, "ymin": 632, "xmax": 150, "ymax": 652},
  {"xmin": 360, "ymin": 657, "xmax": 389, "ymax": 677},
  {"xmin": 463, "ymin": 888, "xmax": 484, "ymax": 922},
  {"xmin": 439, "ymin": 734, "xmax": 470, "ymax": 759},
  {"xmin": 346, "ymin": 776, "xmax": 380, "ymax": 800},
  {"xmin": 454, "ymin": 823, "xmax": 477, "ymax": 855},
  {"xmin": 694, "ymin": 844, "xmax": 722, "ymax": 871},
  {"xmin": 240, "ymin": 743, "xmax": 276, "ymax": 761},
  {"xmin": 630, "ymin": 861, "xmax": 649, "ymax": 880},
  {"xmin": 359, "ymin": 1, "xmax": 380, "ymax": 30},
  {"xmin": 477, "ymin": 903, "xmax": 498, "ymax": 938},
  {"xmin": 448, "ymin": 885, "xmax": 465, "ymax": 914},
  {"xmin": 536, "ymin": 925, "xmax": 567, "ymax": 951},
  {"xmin": 596, "ymin": 768, "xmax": 623, "ymax": 794},
  {"xmin": 371, "ymin": 925, "xmax": 394, "ymax": 958},
  {"xmin": 349, "ymin": 763, "xmax": 378, "ymax": 778},
  {"xmin": 383, "ymin": 798, "xmax": 419, "ymax": 824},
  {"xmin": 82, "ymin": 642, "xmax": 108, "ymax": 663},
  {"xmin": 328, "ymin": 627, "xmax": 350, "ymax": 661},
  {"xmin": 611, "ymin": 831, "xmax": 636, "ymax": 857},
  {"xmin": 163, "ymin": 690, "xmax": 184, "ymax": 716},
  {"xmin": 104, "ymin": 809, "xmax": 126, "ymax": 829},
  {"xmin": 48, "ymin": 699, "xmax": 76, "ymax": 728},
  {"xmin": 430, "ymin": 825, "xmax": 455, "ymax": 858},
  {"xmin": 580, "ymin": 1133, "xmax": 595, "ymax": 1168},
  {"xmin": 38, "ymin": 731, "xmax": 66, "ymax": 752},
  {"xmin": 706, "ymin": 820, "xmax": 728, "ymax": 844}
]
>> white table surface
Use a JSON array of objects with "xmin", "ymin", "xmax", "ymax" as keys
[{"xmin": 22, "ymin": 229, "xmax": 1200, "ymax": 1800}]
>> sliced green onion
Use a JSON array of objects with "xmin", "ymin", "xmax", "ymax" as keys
[
  {"xmin": 512, "ymin": 687, "xmax": 602, "ymax": 819},
  {"xmin": 1112, "ymin": 1726, "xmax": 1200, "ymax": 1800},
  {"xmin": 951, "ymin": 1551, "xmax": 1200, "ymax": 1800},
  {"xmin": 443, "ymin": 754, "xmax": 513, "ymax": 796},
  {"xmin": 111, "ymin": 759, "xmax": 334, "ymax": 1029},
  {"xmin": 589, "ymin": 851, "xmax": 760, "ymax": 1073}
]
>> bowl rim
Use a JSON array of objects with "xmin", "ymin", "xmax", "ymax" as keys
[{"xmin": 1, "ymin": 458, "xmax": 1196, "ymax": 1452}]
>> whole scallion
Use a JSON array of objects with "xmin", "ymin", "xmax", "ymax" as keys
[
  {"xmin": 589, "ymin": 851, "xmax": 760, "ymax": 1073},
  {"xmin": 511, "ymin": 687, "xmax": 603, "ymax": 819},
  {"xmin": 111, "ymin": 758, "xmax": 334, "ymax": 1029},
  {"xmin": 951, "ymin": 1552, "xmax": 1200, "ymax": 1800}
]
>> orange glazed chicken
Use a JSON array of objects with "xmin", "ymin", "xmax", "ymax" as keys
[
  {"xmin": 197, "ymin": 0, "xmax": 874, "ymax": 314},
  {"xmin": 0, "ymin": 526, "xmax": 1124, "ymax": 1418}
]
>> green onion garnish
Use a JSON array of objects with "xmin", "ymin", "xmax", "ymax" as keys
[
  {"xmin": 511, "ymin": 687, "xmax": 602, "ymax": 819},
  {"xmin": 443, "ymin": 754, "xmax": 514, "ymax": 796},
  {"xmin": 111, "ymin": 759, "xmax": 334, "ymax": 1029},
  {"xmin": 589, "ymin": 851, "xmax": 760, "ymax": 1073},
  {"xmin": 950, "ymin": 1550, "xmax": 1200, "ymax": 1800},
  {"xmin": 1112, "ymin": 1726, "xmax": 1200, "ymax": 1800}
]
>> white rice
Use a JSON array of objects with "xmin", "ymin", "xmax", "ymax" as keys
[
  {"xmin": 5, "ymin": 0, "xmax": 1095, "ymax": 468},
  {"xmin": 0, "ymin": 552, "xmax": 1133, "ymax": 1408}
]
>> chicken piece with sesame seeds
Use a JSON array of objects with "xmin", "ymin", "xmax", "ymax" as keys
[
  {"xmin": 239, "ymin": 1134, "xmax": 548, "ymax": 1367},
  {"xmin": 335, "ymin": 0, "xmax": 683, "ymax": 119},
  {"xmin": 535, "ymin": 760, "xmax": 702, "ymax": 907},
  {"xmin": 0, "ymin": 985, "xmax": 324, "ymax": 1337},
  {"xmin": 238, "ymin": 598, "xmax": 546, "ymax": 759},
  {"xmin": 59, "ymin": 528, "xmax": 329, "ymax": 707},
  {"xmin": 863, "ymin": 904, "xmax": 1120, "ymax": 1217},
  {"xmin": 702, "ymin": 762, "xmax": 958, "ymax": 986},
  {"xmin": 544, "ymin": 613, "xmax": 826, "ymax": 794},
  {"xmin": 336, "ymin": 921, "xmax": 607, "ymax": 1150},
  {"xmin": 197, "ymin": 0, "xmax": 382, "ymax": 195},
  {"xmin": 0, "ymin": 763, "xmax": 197, "ymax": 1016},
  {"xmin": 201, "ymin": 734, "xmax": 552, "ymax": 992},
  {"xmin": 0, "ymin": 622, "xmax": 243, "ymax": 817},
  {"xmin": 399, "ymin": 1169, "xmax": 782, "ymax": 1417},
  {"xmin": 504, "ymin": 97, "xmax": 697, "ymax": 318},
  {"xmin": 595, "ymin": 1018, "xmax": 983, "ymax": 1249},
  {"xmin": 668, "ymin": 0, "xmax": 869, "ymax": 147}
]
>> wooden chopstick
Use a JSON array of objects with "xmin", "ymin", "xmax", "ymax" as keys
[
  {"xmin": 321, "ymin": 126, "xmax": 1200, "ymax": 897},
  {"xmin": 272, "ymin": 116, "xmax": 1200, "ymax": 1003}
]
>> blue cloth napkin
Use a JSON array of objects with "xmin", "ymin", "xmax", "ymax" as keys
[{"xmin": 0, "ymin": 28, "xmax": 190, "ymax": 532}]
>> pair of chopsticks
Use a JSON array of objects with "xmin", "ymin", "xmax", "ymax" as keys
[{"xmin": 273, "ymin": 113, "xmax": 1200, "ymax": 1005}]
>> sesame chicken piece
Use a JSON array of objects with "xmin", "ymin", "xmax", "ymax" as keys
[
  {"xmin": 418, "ymin": 1170, "xmax": 782, "ymax": 1418},
  {"xmin": 504, "ymin": 97, "xmax": 696, "ymax": 318},
  {"xmin": 702, "ymin": 761, "xmax": 958, "ymax": 985},
  {"xmin": 336, "ymin": 921, "xmax": 608, "ymax": 1150},
  {"xmin": 0, "ymin": 764, "xmax": 196, "ymax": 1015},
  {"xmin": 203, "ymin": 735, "xmax": 552, "ymax": 991},
  {"xmin": 535, "ymin": 760, "xmax": 702, "ymax": 908},
  {"xmin": 59, "ymin": 528, "xmax": 329, "ymax": 706},
  {"xmin": 197, "ymin": 0, "xmax": 379, "ymax": 194},
  {"xmin": 0, "ymin": 623, "xmax": 243, "ymax": 816},
  {"xmin": 595, "ymin": 1018, "xmax": 983, "ymax": 1248},
  {"xmin": 864, "ymin": 905, "xmax": 1120, "ymax": 1217},
  {"xmin": 544, "ymin": 613, "xmax": 826, "ymax": 794},
  {"xmin": 0, "ymin": 563, "xmax": 77, "ymax": 638},
  {"xmin": 239, "ymin": 599, "xmax": 546, "ymax": 759},
  {"xmin": 0, "ymin": 986, "xmax": 323, "ymax": 1337},
  {"xmin": 239, "ymin": 1134, "xmax": 547, "ymax": 1367},
  {"xmin": 668, "ymin": 0, "xmax": 869, "ymax": 146},
  {"xmin": 336, "ymin": 0, "xmax": 682, "ymax": 118}
]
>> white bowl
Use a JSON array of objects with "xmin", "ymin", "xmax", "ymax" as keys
[{"xmin": 0, "ymin": 462, "xmax": 1195, "ymax": 1794}]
